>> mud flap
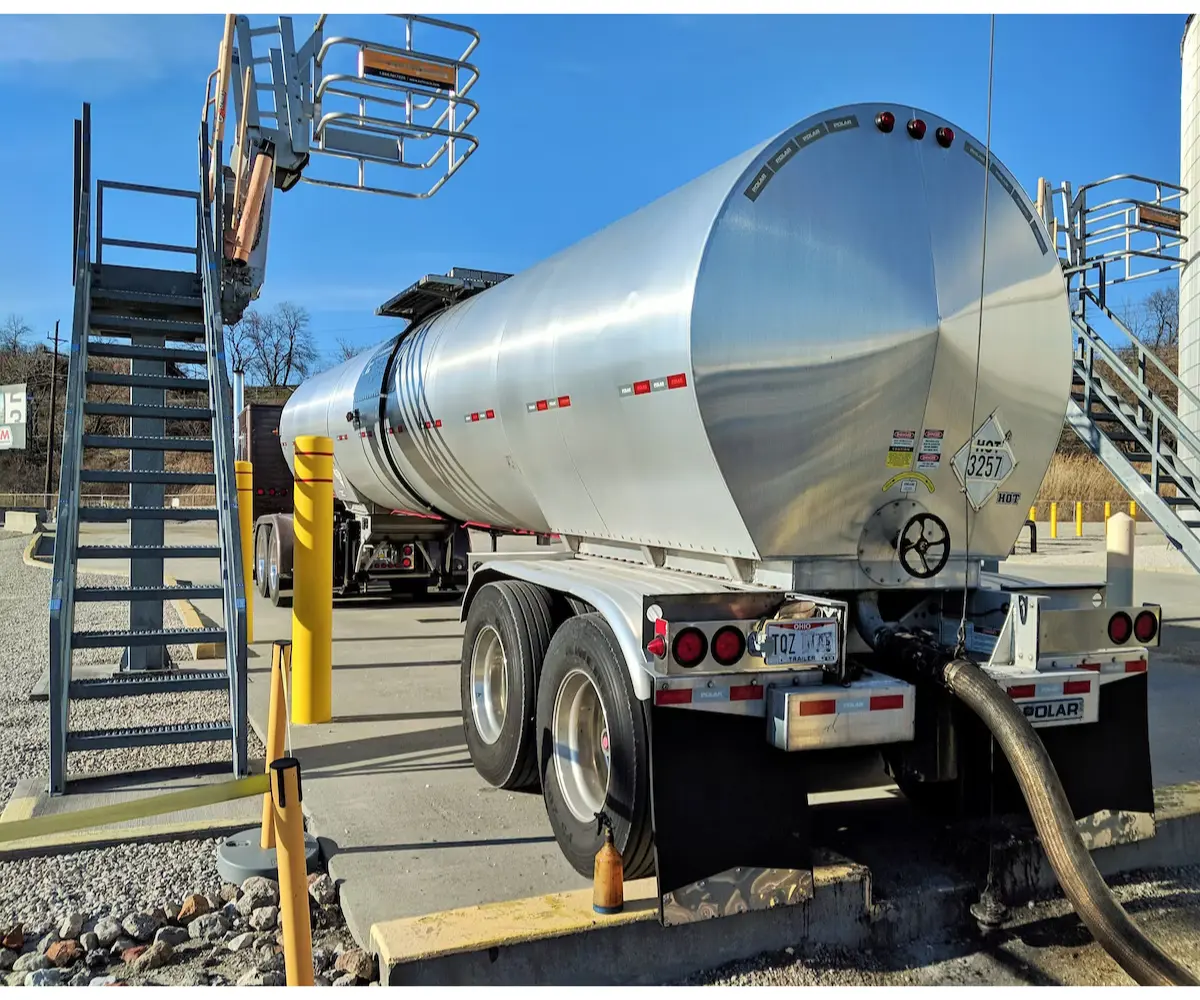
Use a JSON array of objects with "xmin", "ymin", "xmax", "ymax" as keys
[
  {"xmin": 956, "ymin": 672, "xmax": 1154, "ymax": 819},
  {"xmin": 648, "ymin": 704, "xmax": 814, "ymax": 926}
]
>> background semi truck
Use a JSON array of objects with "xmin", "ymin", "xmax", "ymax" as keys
[
  {"xmin": 276, "ymin": 103, "xmax": 1166, "ymax": 925},
  {"xmin": 239, "ymin": 400, "xmax": 472, "ymax": 607}
]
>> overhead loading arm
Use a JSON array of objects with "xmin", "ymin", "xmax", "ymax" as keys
[{"xmin": 200, "ymin": 12, "xmax": 481, "ymax": 324}]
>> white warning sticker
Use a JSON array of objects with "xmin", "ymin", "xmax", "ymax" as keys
[{"xmin": 951, "ymin": 412, "xmax": 1017, "ymax": 510}]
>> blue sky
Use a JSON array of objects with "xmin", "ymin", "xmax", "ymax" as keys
[{"xmin": 0, "ymin": 12, "xmax": 1189, "ymax": 361}]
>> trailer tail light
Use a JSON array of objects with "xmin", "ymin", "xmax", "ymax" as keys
[
  {"xmin": 935, "ymin": 126, "xmax": 954, "ymax": 148},
  {"xmin": 875, "ymin": 110, "xmax": 895, "ymax": 133},
  {"xmin": 1134, "ymin": 610, "xmax": 1158, "ymax": 644},
  {"xmin": 907, "ymin": 118, "xmax": 926, "ymax": 140},
  {"xmin": 671, "ymin": 627, "xmax": 707, "ymax": 668},
  {"xmin": 401, "ymin": 557, "xmax": 412, "ymax": 569},
  {"xmin": 646, "ymin": 636, "xmax": 667, "ymax": 659},
  {"xmin": 710, "ymin": 626, "xmax": 745, "ymax": 667},
  {"xmin": 1107, "ymin": 611, "xmax": 1133, "ymax": 645},
  {"xmin": 256, "ymin": 488, "xmax": 265, "ymax": 496},
  {"xmin": 402, "ymin": 544, "xmax": 413, "ymax": 556}
]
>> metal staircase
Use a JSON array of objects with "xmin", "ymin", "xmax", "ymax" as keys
[
  {"xmin": 1043, "ymin": 174, "xmax": 1200, "ymax": 573},
  {"xmin": 48, "ymin": 104, "xmax": 249, "ymax": 794}
]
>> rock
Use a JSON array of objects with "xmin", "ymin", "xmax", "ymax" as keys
[
  {"xmin": 85, "ymin": 950, "xmax": 109, "ymax": 970},
  {"xmin": 93, "ymin": 919, "xmax": 122, "ymax": 949},
  {"xmin": 37, "ymin": 931, "xmax": 60, "ymax": 954},
  {"xmin": 58, "ymin": 913, "xmax": 85, "ymax": 941},
  {"xmin": 119, "ymin": 946, "xmax": 147, "ymax": 965},
  {"xmin": 130, "ymin": 941, "xmax": 172, "ymax": 974},
  {"xmin": 25, "ymin": 967, "xmax": 68, "ymax": 987},
  {"xmin": 46, "ymin": 940, "xmax": 84, "ymax": 968},
  {"xmin": 256, "ymin": 949, "xmax": 285, "ymax": 974},
  {"xmin": 14, "ymin": 952, "xmax": 51, "ymax": 973},
  {"xmin": 308, "ymin": 873, "xmax": 337, "ymax": 906},
  {"xmin": 1, "ymin": 924, "xmax": 23, "ymax": 950},
  {"xmin": 88, "ymin": 976, "xmax": 118, "ymax": 987},
  {"xmin": 249, "ymin": 906, "xmax": 277, "ymax": 932},
  {"xmin": 121, "ymin": 913, "xmax": 159, "ymax": 942},
  {"xmin": 163, "ymin": 904, "xmax": 180, "ymax": 923},
  {"xmin": 203, "ymin": 893, "xmax": 221, "ymax": 912},
  {"xmin": 219, "ymin": 884, "xmax": 241, "ymax": 904},
  {"xmin": 316, "ymin": 976, "xmax": 331, "ymax": 987},
  {"xmin": 227, "ymin": 932, "xmax": 256, "ymax": 953},
  {"xmin": 187, "ymin": 913, "xmax": 229, "ymax": 942},
  {"xmin": 176, "ymin": 894, "xmax": 212, "ymax": 926},
  {"xmin": 153, "ymin": 926, "xmax": 188, "ymax": 948},
  {"xmin": 70, "ymin": 969, "xmax": 91, "ymax": 987},
  {"xmin": 7, "ymin": 971, "xmax": 27, "ymax": 987},
  {"xmin": 262, "ymin": 972, "xmax": 286, "ymax": 987},
  {"xmin": 0, "ymin": 948, "xmax": 16, "ymax": 971},
  {"xmin": 332, "ymin": 973, "xmax": 357, "ymax": 987},
  {"xmin": 237, "ymin": 970, "xmax": 264, "ymax": 987},
  {"xmin": 109, "ymin": 938, "xmax": 136, "ymax": 957},
  {"xmin": 79, "ymin": 933, "xmax": 99, "ymax": 953},
  {"xmin": 237, "ymin": 877, "xmax": 280, "ymax": 916},
  {"xmin": 312, "ymin": 948, "xmax": 335, "ymax": 974},
  {"xmin": 333, "ymin": 948, "xmax": 373, "ymax": 982},
  {"xmin": 221, "ymin": 901, "xmax": 242, "ymax": 927}
]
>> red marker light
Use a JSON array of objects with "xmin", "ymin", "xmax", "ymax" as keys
[
  {"xmin": 646, "ymin": 636, "xmax": 666, "ymax": 659},
  {"xmin": 935, "ymin": 126, "xmax": 954, "ymax": 148},
  {"xmin": 1133, "ymin": 610, "xmax": 1158, "ymax": 644},
  {"xmin": 672, "ymin": 627, "xmax": 708, "ymax": 668},
  {"xmin": 875, "ymin": 111, "xmax": 895, "ymax": 133},
  {"xmin": 907, "ymin": 118, "xmax": 927, "ymax": 140},
  {"xmin": 711, "ymin": 626, "xmax": 745, "ymax": 667},
  {"xmin": 1108, "ymin": 612, "xmax": 1133, "ymax": 645}
]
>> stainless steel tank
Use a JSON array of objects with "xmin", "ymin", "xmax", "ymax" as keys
[
  {"xmin": 1181, "ymin": 16, "xmax": 1200, "ymax": 470},
  {"xmin": 281, "ymin": 101, "xmax": 1070, "ymax": 575}
]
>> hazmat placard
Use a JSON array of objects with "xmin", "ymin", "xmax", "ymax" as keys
[{"xmin": 951, "ymin": 412, "xmax": 1017, "ymax": 510}]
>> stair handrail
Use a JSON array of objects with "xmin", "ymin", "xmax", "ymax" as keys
[
  {"xmin": 198, "ymin": 122, "xmax": 249, "ymax": 775},
  {"xmin": 49, "ymin": 103, "xmax": 95, "ymax": 793}
]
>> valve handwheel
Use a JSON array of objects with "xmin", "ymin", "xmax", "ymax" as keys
[{"xmin": 897, "ymin": 512, "xmax": 951, "ymax": 579}]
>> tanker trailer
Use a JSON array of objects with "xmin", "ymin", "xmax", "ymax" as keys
[{"xmin": 280, "ymin": 103, "xmax": 1164, "ymax": 914}]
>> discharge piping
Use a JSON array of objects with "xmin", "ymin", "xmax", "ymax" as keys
[{"xmin": 941, "ymin": 657, "xmax": 1199, "ymax": 987}]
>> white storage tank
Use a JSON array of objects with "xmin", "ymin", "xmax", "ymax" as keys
[{"xmin": 1181, "ymin": 14, "xmax": 1200, "ymax": 471}]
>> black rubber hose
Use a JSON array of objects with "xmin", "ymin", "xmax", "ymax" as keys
[{"xmin": 941, "ymin": 658, "xmax": 1199, "ymax": 987}]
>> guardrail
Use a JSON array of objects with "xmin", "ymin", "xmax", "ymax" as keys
[{"xmin": 0, "ymin": 492, "xmax": 219, "ymax": 511}]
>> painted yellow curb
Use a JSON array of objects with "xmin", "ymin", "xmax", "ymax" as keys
[
  {"xmin": 371, "ymin": 863, "xmax": 866, "ymax": 970},
  {"xmin": 22, "ymin": 532, "xmax": 51, "ymax": 569},
  {"xmin": 165, "ymin": 572, "xmax": 224, "ymax": 660}
]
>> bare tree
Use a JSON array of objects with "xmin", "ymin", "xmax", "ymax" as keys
[
  {"xmin": 0, "ymin": 315, "xmax": 31, "ymax": 353},
  {"xmin": 225, "ymin": 316, "xmax": 258, "ymax": 374},
  {"xmin": 1119, "ymin": 286, "xmax": 1179, "ymax": 350},
  {"xmin": 332, "ymin": 336, "xmax": 361, "ymax": 363},
  {"xmin": 242, "ymin": 301, "xmax": 318, "ymax": 387}
]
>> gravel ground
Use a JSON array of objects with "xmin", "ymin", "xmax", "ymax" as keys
[
  {"xmin": 687, "ymin": 865, "xmax": 1200, "ymax": 986},
  {"xmin": 0, "ymin": 534, "xmax": 265, "ymax": 810}
]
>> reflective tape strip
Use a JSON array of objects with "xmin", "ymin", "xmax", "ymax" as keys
[{"xmin": 620, "ymin": 373, "xmax": 689, "ymax": 397}]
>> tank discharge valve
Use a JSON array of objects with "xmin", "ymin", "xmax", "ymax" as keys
[{"xmin": 897, "ymin": 512, "xmax": 951, "ymax": 580}]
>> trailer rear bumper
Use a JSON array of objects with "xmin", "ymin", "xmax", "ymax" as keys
[{"xmin": 767, "ymin": 673, "xmax": 915, "ymax": 751}]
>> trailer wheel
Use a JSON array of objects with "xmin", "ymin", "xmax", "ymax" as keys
[
  {"xmin": 537, "ymin": 613, "xmax": 654, "ymax": 880},
  {"xmin": 267, "ymin": 533, "xmax": 291, "ymax": 609},
  {"xmin": 461, "ymin": 581, "xmax": 552, "ymax": 790},
  {"xmin": 255, "ymin": 527, "xmax": 271, "ymax": 599}
]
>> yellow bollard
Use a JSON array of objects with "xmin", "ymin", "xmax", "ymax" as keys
[
  {"xmin": 1105, "ymin": 500, "xmax": 1112, "ymax": 522},
  {"xmin": 292, "ymin": 436, "xmax": 333, "ymax": 725},
  {"xmin": 260, "ymin": 639, "xmax": 291, "ymax": 850},
  {"xmin": 1129, "ymin": 500, "xmax": 1138, "ymax": 519},
  {"xmin": 1028, "ymin": 504, "xmax": 1037, "ymax": 524},
  {"xmin": 1075, "ymin": 501, "xmax": 1083, "ymax": 538},
  {"xmin": 1050, "ymin": 502, "xmax": 1058, "ymax": 539},
  {"xmin": 236, "ymin": 460, "xmax": 254, "ymax": 644},
  {"xmin": 271, "ymin": 757, "xmax": 314, "ymax": 986}
]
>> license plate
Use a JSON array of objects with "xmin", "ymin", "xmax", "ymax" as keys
[
  {"xmin": 764, "ymin": 620, "xmax": 839, "ymax": 666},
  {"xmin": 1020, "ymin": 697, "xmax": 1085, "ymax": 724}
]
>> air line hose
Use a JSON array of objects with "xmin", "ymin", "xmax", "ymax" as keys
[{"xmin": 941, "ymin": 658, "xmax": 1199, "ymax": 987}]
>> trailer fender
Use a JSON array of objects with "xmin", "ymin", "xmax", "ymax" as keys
[{"xmin": 462, "ymin": 560, "xmax": 655, "ymax": 702}]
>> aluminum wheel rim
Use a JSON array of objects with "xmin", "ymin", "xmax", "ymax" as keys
[
  {"xmin": 470, "ymin": 625, "xmax": 508, "ymax": 745},
  {"xmin": 552, "ymin": 669, "xmax": 611, "ymax": 824}
]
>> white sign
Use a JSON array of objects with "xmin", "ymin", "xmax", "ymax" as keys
[
  {"xmin": 0, "ymin": 383, "xmax": 25, "ymax": 451},
  {"xmin": 0, "ymin": 426, "xmax": 10, "ymax": 449},
  {"xmin": 951, "ymin": 412, "xmax": 1017, "ymax": 510}
]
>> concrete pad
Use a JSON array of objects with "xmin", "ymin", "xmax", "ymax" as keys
[
  {"xmin": 5, "ymin": 510, "xmax": 43, "ymax": 533},
  {"xmin": 0, "ymin": 768, "xmax": 263, "ymax": 859}
]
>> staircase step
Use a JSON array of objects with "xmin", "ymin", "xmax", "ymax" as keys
[
  {"xmin": 1162, "ymin": 496, "xmax": 1199, "ymax": 509},
  {"xmin": 83, "ymin": 401, "xmax": 212, "ymax": 421},
  {"xmin": 80, "ymin": 469, "xmax": 216, "ymax": 486},
  {"xmin": 86, "ymin": 371, "xmax": 209, "ymax": 392},
  {"xmin": 66, "ymin": 722, "xmax": 232, "ymax": 752},
  {"xmin": 76, "ymin": 544, "xmax": 222, "ymax": 559},
  {"xmin": 1141, "ymin": 472, "xmax": 1197, "ymax": 490},
  {"xmin": 89, "ymin": 314, "xmax": 207, "ymax": 342},
  {"xmin": 73, "ymin": 584, "xmax": 224, "ymax": 602},
  {"xmin": 69, "ymin": 671, "xmax": 229, "ymax": 699},
  {"xmin": 83, "ymin": 434, "xmax": 213, "ymax": 452},
  {"xmin": 87, "ymin": 341, "xmax": 207, "ymax": 365},
  {"xmin": 89, "ymin": 286, "xmax": 203, "ymax": 314},
  {"xmin": 71, "ymin": 627, "xmax": 226, "ymax": 649},
  {"xmin": 79, "ymin": 506, "xmax": 219, "ymax": 522}
]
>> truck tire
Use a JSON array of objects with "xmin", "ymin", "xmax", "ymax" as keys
[
  {"xmin": 461, "ymin": 581, "xmax": 552, "ymax": 790},
  {"xmin": 255, "ymin": 527, "xmax": 271, "ymax": 598},
  {"xmin": 267, "ymin": 533, "xmax": 291, "ymax": 609},
  {"xmin": 536, "ymin": 613, "xmax": 654, "ymax": 880}
]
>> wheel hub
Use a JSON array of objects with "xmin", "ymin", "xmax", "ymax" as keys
[
  {"xmin": 469, "ymin": 625, "xmax": 508, "ymax": 745},
  {"xmin": 552, "ymin": 670, "xmax": 611, "ymax": 824}
]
